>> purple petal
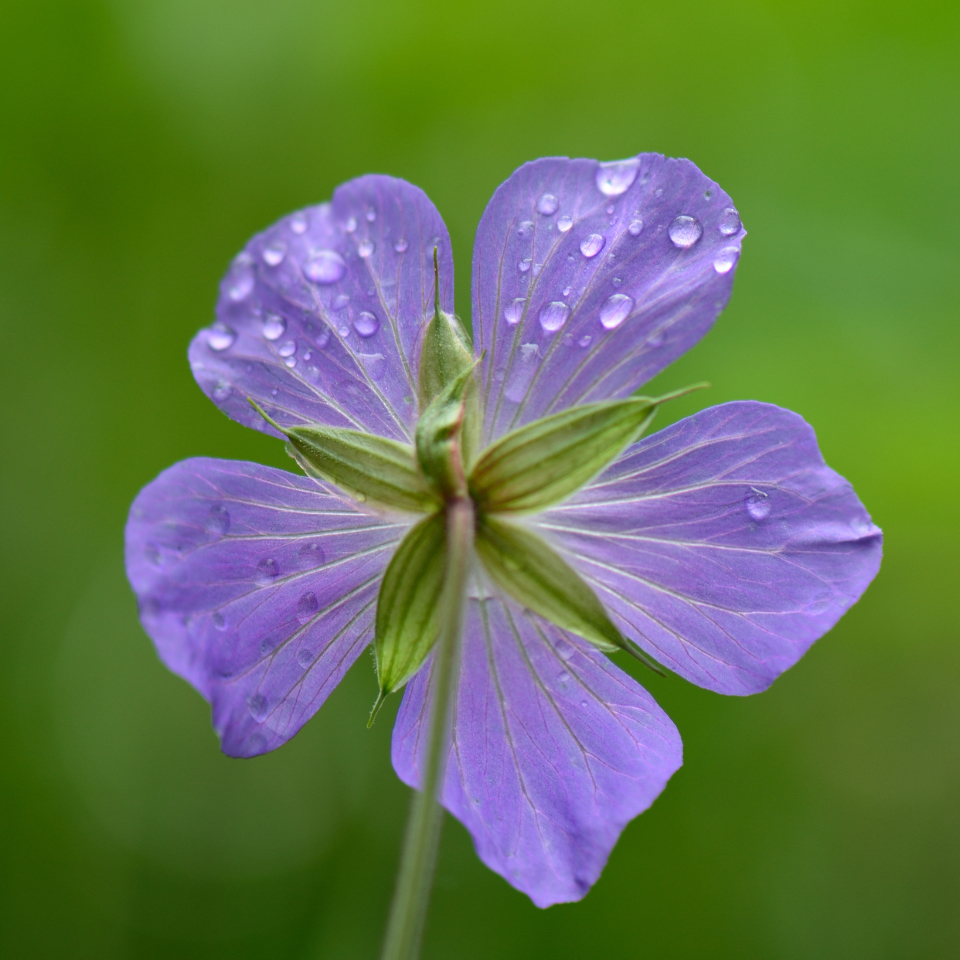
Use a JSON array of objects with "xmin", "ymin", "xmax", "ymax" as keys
[
  {"xmin": 190, "ymin": 176, "xmax": 454, "ymax": 442},
  {"xmin": 530, "ymin": 402, "xmax": 883, "ymax": 695},
  {"xmin": 473, "ymin": 154, "xmax": 746, "ymax": 443},
  {"xmin": 392, "ymin": 592, "xmax": 682, "ymax": 907},
  {"xmin": 125, "ymin": 458, "xmax": 407, "ymax": 756}
]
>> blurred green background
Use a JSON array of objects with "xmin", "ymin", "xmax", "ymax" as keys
[{"xmin": 1, "ymin": 0, "xmax": 958, "ymax": 956}]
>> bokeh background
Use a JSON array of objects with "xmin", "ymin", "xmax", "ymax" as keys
[{"xmin": 1, "ymin": 0, "xmax": 958, "ymax": 956}]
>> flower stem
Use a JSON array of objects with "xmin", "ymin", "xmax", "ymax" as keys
[{"xmin": 380, "ymin": 497, "xmax": 474, "ymax": 960}]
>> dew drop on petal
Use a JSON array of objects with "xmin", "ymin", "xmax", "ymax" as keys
[
  {"xmin": 284, "ymin": 357, "xmax": 296, "ymax": 368},
  {"xmin": 628, "ymin": 218, "xmax": 644, "ymax": 236},
  {"xmin": 599, "ymin": 293, "xmax": 634, "ymax": 330},
  {"xmin": 227, "ymin": 266, "xmax": 254, "ymax": 301},
  {"xmin": 353, "ymin": 312, "xmax": 379, "ymax": 337},
  {"xmin": 669, "ymin": 215, "xmax": 703, "ymax": 249},
  {"xmin": 344, "ymin": 216, "xmax": 357, "ymax": 233},
  {"xmin": 595, "ymin": 157, "xmax": 640, "ymax": 196},
  {"xmin": 277, "ymin": 340, "xmax": 297, "ymax": 357},
  {"xmin": 212, "ymin": 380, "xmax": 231, "ymax": 401},
  {"xmin": 365, "ymin": 208, "xmax": 376, "ymax": 222},
  {"xmin": 304, "ymin": 250, "xmax": 347, "ymax": 284},
  {"xmin": 538, "ymin": 301, "xmax": 570, "ymax": 332},
  {"xmin": 361, "ymin": 352, "xmax": 386, "ymax": 380},
  {"xmin": 296, "ymin": 591, "xmax": 319, "ymax": 623},
  {"xmin": 713, "ymin": 247, "xmax": 740, "ymax": 274},
  {"xmin": 557, "ymin": 215, "xmax": 573, "ymax": 233},
  {"xmin": 144, "ymin": 544, "xmax": 162, "ymax": 566},
  {"xmin": 580, "ymin": 233, "xmax": 605, "ymax": 258},
  {"xmin": 263, "ymin": 241, "xmax": 286, "ymax": 266},
  {"xmin": 504, "ymin": 298, "xmax": 526, "ymax": 324},
  {"xmin": 745, "ymin": 490, "xmax": 771, "ymax": 521},
  {"xmin": 290, "ymin": 212, "xmax": 308, "ymax": 234},
  {"xmin": 536, "ymin": 193, "xmax": 559, "ymax": 215},
  {"xmin": 297, "ymin": 542, "xmax": 325, "ymax": 568},
  {"xmin": 578, "ymin": 334, "xmax": 592, "ymax": 348},
  {"xmin": 314, "ymin": 324, "xmax": 332, "ymax": 348},
  {"xmin": 255, "ymin": 557, "xmax": 280, "ymax": 584},
  {"xmin": 518, "ymin": 258, "xmax": 532, "ymax": 273},
  {"xmin": 358, "ymin": 239, "xmax": 375, "ymax": 258},
  {"xmin": 296, "ymin": 648, "xmax": 315, "ymax": 669},
  {"xmin": 211, "ymin": 611, "xmax": 227, "ymax": 631},
  {"xmin": 718, "ymin": 207, "xmax": 741, "ymax": 236},
  {"xmin": 393, "ymin": 237, "xmax": 408, "ymax": 253},
  {"xmin": 558, "ymin": 670, "xmax": 570, "ymax": 685},
  {"xmin": 206, "ymin": 324, "xmax": 235, "ymax": 351},
  {"xmin": 517, "ymin": 220, "xmax": 534, "ymax": 238},
  {"xmin": 556, "ymin": 638, "xmax": 575, "ymax": 660},
  {"xmin": 262, "ymin": 314, "xmax": 286, "ymax": 340},
  {"xmin": 247, "ymin": 693, "xmax": 269, "ymax": 722},
  {"xmin": 333, "ymin": 293, "xmax": 350, "ymax": 310}
]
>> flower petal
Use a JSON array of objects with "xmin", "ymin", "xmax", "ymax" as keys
[
  {"xmin": 125, "ymin": 458, "xmax": 407, "ymax": 756},
  {"xmin": 530, "ymin": 402, "xmax": 883, "ymax": 695},
  {"xmin": 391, "ymin": 591, "xmax": 682, "ymax": 907},
  {"xmin": 190, "ymin": 176, "xmax": 454, "ymax": 442},
  {"xmin": 473, "ymin": 154, "xmax": 745, "ymax": 443}
]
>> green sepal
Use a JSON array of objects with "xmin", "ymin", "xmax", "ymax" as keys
[
  {"xmin": 475, "ymin": 514, "xmax": 665, "ymax": 675},
  {"xmin": 249, "ymin": 400, "xmax": 438, "ymax": 514},
  {"xmin": 469, "ymin": 384, "xmax": 707, "ymax": 515},
  {"xmin": 371, "ymin": 511, "xmax": 447, "ymax": 722},
  {"xmin": 415, "ymin": 361, "xmax": 480, "ymax": 500}
]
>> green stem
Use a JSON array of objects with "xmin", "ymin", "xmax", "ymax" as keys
[{"xmin": 380, "ymin": 497, "xmax": 474, "ymax": 960}]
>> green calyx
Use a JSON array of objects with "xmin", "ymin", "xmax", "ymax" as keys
[{"xmin": 253, "ymin": 261, "xmax": 703, "ymax": 701}]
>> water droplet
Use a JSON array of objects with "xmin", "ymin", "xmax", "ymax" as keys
[
  {"xmin": 504, "ymin": 298, "xmax": 526, "ymax": 324},
  {"xmin": 297, "ymin": 542, "xmax": 325, "ymax": 568},
  {"xmin": 557, "ymin": 215, "xmax": 573, "ymax": 233},
  {"xmin": 718, "ymin": 208, "xmax": 741, "ymax": 236},
  {"xmin": 206, "ymin": 323, "xmax": 235, "ymax": 351},
  {"xmin": 628, "ymin": 218, "xmax": 644, "ymax": 236},
  {"xmin": 263, "ymin": 241, "xmax": 286, "ymax": 266},
  {"xmin": 536, "ymin": 193, "xmax": 559, "ymax": 215},
  {"xmin": 713, "ymin": 247, "xmax": 740, "ymax": 274},
  {"xmin": 305, "ymin": 250, "xmax": 347, "ymax": 284},
  {"xmin": 212, "ymin": 380, "xmax": 231, "ymax": 401},
  {"xmin": 558, "ymin": 670, "xmax": 570, "ymax": 684},
  {"xmin": 262, "ymin": 314, "xmax": 286, "ymax": 340},
  {"xmin": 745, "ymin": 490, "xmax": 771, "ymax": 521},
  {"xmin": 296, "ymin": 591, "xmax": 319, "ymax": 623},
  {"xmin": 365, "ymin": 207, "xmax": 376, "ymax": 222},
  {"xmin": 599, "ymin": 293, "xmax": 634, "ymax": 330},
  {"xmin": 353, "ymin": 312, "xmax": 379, "ymax": 337},
  {"xmin": 517, "ymin": 220, "xmax": 535, "ymax": 238},
  {"xmin": 255, "ymin": 557, "xmax": 280, "ymax": 584},
  {"xmin": 393, "ymin": 237, "xmax": 408, "ymax": 253},
  {"xmin": 296, "ymin": 648, "xmax": 315, "ymax": 669},
  {"xmin": 539, "ymin": 301, "xmax": 570, "ymax": 332},
  {"xmin": 358, "ymin": 239, "xmax": 375, "ymax": 258},
  {"xmin": 704, "ymin": 189, "xmax": 713, "ymax": 200},
  {"xmin": 290, "ymin": 212, "xmax": 308, "ymax": 234},
  {"xmin": 277, "ymin": 340, "xmax": 297, "ymax": 358},
  {"xmin": 205, "ymin": 504, "xmax": 230, "ymax": 535},
  {"xmin": 532, "ymin": 262, "xmax": 543, "ymax": 277},
  {"xmin": 669, "ymin": 215, "xmax": 703, "ymax": 249},
  {"xmin": 284, "ymin": 357, "xmax": 296, "ymax": 368},
  {"xmin": 612, "ymin": 276, "xmax": 622, "ymax": 286},
  {"xmin": 580, "ymin": 700, "xmax": 588, "ymax": 708},
  {"xmin": 248, "ymin": 693, "xmax": 269, "ymax": 722},
  {"xmin": 333, "ymin": 293, "xmax": 350, "ymax": 310},
  {"xmin": 144, "ymin": 544, "xmax": 161, "ymax": 566},
  {"xmin": 338, "ymin": 325, "xmax": 349, "ymax": 337},
  {"xmin": 580, "ymin": 233, "xmax": 605, "ymax": 258},
  {"xmin": 361, "ymin": 352, "xmax": 386, "ymax": 379},
  {"xmin": 562, "ymin": 286, "xmax": 572, "ymax": 298},
  {"xmin": 648, "ymin": 328, "xmax": 665, "ymax": 347},
  {"xmin": 211, "ymin": 611, "xmax": 227, "ymax": 631},
  {"xmin": 344, "ymin": 216, "xmax": 357, "ymax": 233},
  {"xmin": 606, "ymin": 204, "xmax": 615, "ymax": 215},
  {"xmin": 596, "ymin": 157, "xmax": 640, "ymax": 196},
  {"xmin": 578, "ymin": 334, "xmax": 592, "ymax": 348},
  {"xmin": 563, "ymin": 333, "xmax": 575, "ymax": 347},
  {"xmin": 518, "ymin": 258, "xmax": 532, "ymax": 273},
  {"xmin": 227, "ymin": 264, "xmax": 254, "ymax": 301},
  {"xmin": 556, "ymin": 639, "xmax": 575, "ymax": 660},
  {"xmin": 314, "ymin": 324, "xmax": 331, "ymax": 349}
]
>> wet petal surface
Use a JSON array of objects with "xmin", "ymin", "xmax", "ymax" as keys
[
  {"xmin": 531, "ymin": 402, "xmax": 883, "ymax": 695},
  {"xmin": 126, "ymin": 458, "xmax": 408, "ymax": 756},
  {"xmin": 473, "ymin": 154, "xmax": 745, "ymax": 443},
  {"xmin": 190, "ymin": 176, "xmax": 454, "ymax": 443},
  {"xmin": 392, "ymin": 589, "xmax": 682, "ymax": 907}
]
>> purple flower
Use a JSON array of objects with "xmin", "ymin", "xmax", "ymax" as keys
[{"xmin": 126, "ymin": 154, "xmax": 881, "ymax": 908}]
